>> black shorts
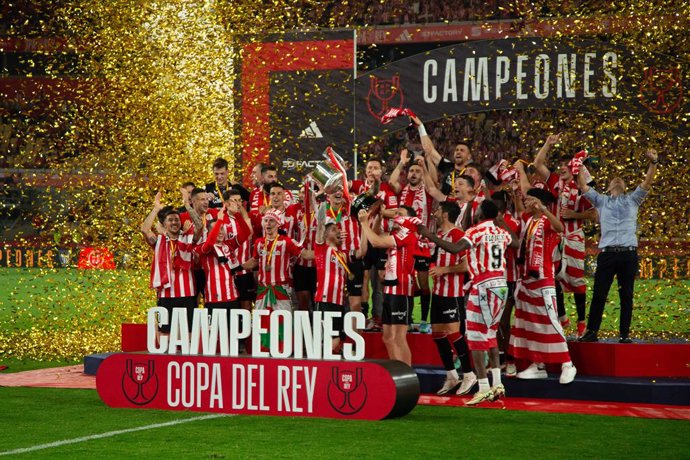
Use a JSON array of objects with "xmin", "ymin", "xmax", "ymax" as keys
[
  {"xmin": 205, "ymin": 300, "xmax": 242, "ymax": 328},
  {"xmin": 193, "ymin": 269, "xmax": 205, "ymax": 298},
  {"xmin": 346, "ymin": 257, "xmax": 364, "ymax": 296},
  {"xmin": 363, "ymin": 244, "xmax": 387, "ymax": 271},
  {"xmin": 382, "ymin": 294, "xmax": 412, "ymax": 326},
  {"xmin": 293, "ymin": 265, "xmax": 317, "ymax": 293},
  {"xmin": 414, "ymin": 256, "xmax": 432, "ymax": 272},
  {"xmin": 157, "ymin": 296, "xmax": 198, "ymax": 333},
  {"xmin": 234, "ymin": 272, "xmax": 257, "ymax": 301},
  {"xmin": 430, "ymin": 295, "xmax": 462, "ymax": 325},
  {"xmin": 506, "ymin": 281, "xmax": 516, "ymax": 301},
  {"xmin": 315, "ymin": 301, "xmax": 345, "ymax": 332}
]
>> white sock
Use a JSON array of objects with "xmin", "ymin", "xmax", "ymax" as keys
[
  {"xmin": 478, "ymin": 378, "xmax": 490, "ymax": 393},
  {"xmin": 563, "ymin": 361, "xmax": 573, "ymax": 368},
  {"xmin": 491, "ymin": 367, "xmax": 501, "ymax": 387},
  {"xmin": 448, "ymin": 369, "xmax": 459, "ymax": 380}
]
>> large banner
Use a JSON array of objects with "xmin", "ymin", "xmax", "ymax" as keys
[
  {"xmin": 239, "ymin": 31, "xmax": 355, "ymax": 187},
  {"xmin": 355, "ymin": 38, "xmax": 687, "ymax": 141},
  {"xmin": 97, "ymin": 353, "xmax": 420, "ymax": 420}
]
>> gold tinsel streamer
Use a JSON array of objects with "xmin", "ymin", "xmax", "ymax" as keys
[{"xmin": 1, "ymin": 1, "xmax": 689, "ymax": 361}]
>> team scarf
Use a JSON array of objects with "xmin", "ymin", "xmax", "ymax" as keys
[
  {"xmin": 150, "ymin": 233, "xmax": 193, "ymax": 290},
  {"xmin": 392, "ymin": 215, "xmax": 421, "ymax": 233},
  {"xmin": 380, "ymin": 107, "xmax": 417, "ymax": 125},
  {"xmin": 519, "ymin": 214, "xmax": 549, "ymax": 276},
  {"xmin": 558, "ymin": 179, "xmax": 580, "ymax": 220},
  {"xmin": 399, "ymin": 184, "xmax": 429, "ymax": 226}
]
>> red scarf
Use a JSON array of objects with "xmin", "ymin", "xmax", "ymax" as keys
[{"xmin": 520, "ymin": 215, "xmax": 548, "ymax": 275}]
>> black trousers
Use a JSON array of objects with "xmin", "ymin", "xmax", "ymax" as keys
[{"xmin": 586, "ymin": 250, "xmax": 638, "ymax": 337}]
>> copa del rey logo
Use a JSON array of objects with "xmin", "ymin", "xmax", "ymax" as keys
[
  {"xmin": 366, "ymin": 75, "xmax": 404, "ymax": 121},
  {"xmin": 639, "ymin": 67, "xmax": 684, "ymax": 114}
]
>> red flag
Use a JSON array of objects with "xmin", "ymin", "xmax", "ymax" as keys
[{"xmin": 380, "ymin": 107, "xmax": 417, "ymax": 125}]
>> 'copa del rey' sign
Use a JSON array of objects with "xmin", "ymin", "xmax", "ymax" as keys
[{"xmin": 96, "ymin": 308, "xmax": 420, "ymax": 420}]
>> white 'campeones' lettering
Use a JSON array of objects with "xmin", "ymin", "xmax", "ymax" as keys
[
  {"xmin": 147, "ymin": 307, "xmax": 366, "ymax": 361},
  {"xmin": 422, "ymin": 52, "xmax": 618, "ymax": 103}
]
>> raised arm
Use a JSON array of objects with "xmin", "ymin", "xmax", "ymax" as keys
[
  {"xmin": 315, "ymin": 201, "xmax": 328, "ymax": 244},
  {"xmin": 358, "ymin": 210, "xmax": 395, "ymax": 248},
  {"xmin": 388, "ymin": 149, "xmax": 409, "ymax": 194},
  {"xmin": 411, "ymin": 115, "xmax": 442, "ymax": 167},
  {"xmin": 525, "ymin": 196, "xmax": 564, "ymax": 233},
  {"xmin": 576, "ymin": 167, "xmax": 591, "ymax": 194},
  {"xmin": 513, "ymin": 160, "xmax": 532, "ymax": 197},
  {"xmin": 417, "ymin": 225, "xmax": 470, "ymax": 254},
  {"xmin": 420, "ymin": 157, "xmax": 447, "ymax": 202},
  {"xmin": 532, "ymin": 133, "xmax": 560, "ymax": 181},
  {"xmin": 140, "ymin": 191, "xmax": 163, "ymax": 246},
  {"xmin": 640, "ymin": 148, "xmax": 658, "ymax": 191}
]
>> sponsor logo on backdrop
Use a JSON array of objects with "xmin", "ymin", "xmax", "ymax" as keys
[
  {"xmin": 299, "ymin": 121, "xmax": 324, "ymax": 138},
  {"xmin": 282, "ymin": 158, "xmax": 321, "ymax": 171},
  {"xmin": 327, "ymin": 367, "xmax": 367, "ymax": 415},
  {"xmin": 366, "ymin": 75, "xmax": 404, "ymax": 120},
  {"xmin": 639, "ymin": 67, "xmax": 683, "ymax": 114},
  {"xmin": 122, "ymin": 359, "xmax": 159, "ymax": 405}
]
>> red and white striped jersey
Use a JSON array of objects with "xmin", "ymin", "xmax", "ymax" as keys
[
  {"xmin": 314, "ymin": 242, "xmax": 347, "ymax": 305},
  {"xmin": 461, "ymin": 219, "xmax": 511, "ymax": 283},
  {"xmin": 194, "ymin": 217, "xmax": 251, "ymax": 302},
  {"xmin": 351, "ymin": 180, "xmax": 398, "ymax": 232},
  {"xmin": 503, "ymin": 212, "xmax": 521, "ymax": 283},
  {"xmin": 222, "ymin": 214, "xmax": 253, "ymax": 274},
  {"xmin": 546, "ymin": 173, "xmax": 593, "ymax": 234},
  {"xmin": 325, "ymin": 203, "xmax": 361, "ymax": 255},
  {"xmin": 383, "ymin": 226, "xmax": 417, "ymax": 296},
  {"xmin": 433, "ymin": 226, "xmax": 466, "ymax": 297},
  {"xmin": 291, "ymin": 203, "xmax": 317, "ymax": 268},
  {"xmin": 151, "ymin": 231, "xmax": 196, "ymax": 299},
  {"xmin": 249, "ymin": 187, "xmax": 294, "ymax": 214},
  {"xmin": 252, "ymin": 234, "xmax": 303, "ymax": 286}
]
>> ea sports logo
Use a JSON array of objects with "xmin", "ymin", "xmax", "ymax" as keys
[
  {"xmin": 327, "ymin": 366, "xmax": 367, "ymax": 415},
  {"xmin": 122, "ymin": 359, "xmax": 159, "ymax": 405}
]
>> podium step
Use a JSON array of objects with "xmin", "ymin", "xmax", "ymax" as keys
[{"xmin": 415, "ymin": 366, "xmax": 690, "ymax": 406}]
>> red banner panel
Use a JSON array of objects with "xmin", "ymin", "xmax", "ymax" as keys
[{"xmin": 97, "ymin": 353, "xmax": 419, "ymax": 420}]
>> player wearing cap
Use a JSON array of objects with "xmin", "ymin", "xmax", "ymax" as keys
[{"xmin": 242, "ymin": 209, "xmax": 312, "ymax": 313}]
